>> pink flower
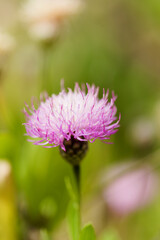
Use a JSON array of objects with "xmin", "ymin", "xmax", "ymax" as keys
[
  {"xmin": 23, "ymin": 83, "xmax": 120, "ymax": 151},
  {"xmin": 103, "ymin": 164, "xmax": 158, "ymax": 216}
]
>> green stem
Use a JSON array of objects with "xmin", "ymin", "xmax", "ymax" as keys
[
  {"xmin": 73, "ymin": 164, "xmax": 81, "ymax": 235},
  {"xmin": 73, "ymin": 165, "xmax": 81, "ymax": 204}
]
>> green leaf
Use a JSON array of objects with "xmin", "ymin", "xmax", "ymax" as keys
[
  {"xmin": 40, "ymin": 229, "xmax": 51, "ymax": 240},
  {"xmin": 65, "ymin": 177, "xmax": 77, "ymax": 201},
  {"xmin": 100, "ymin": 228, "xmax": 121, "ymax": 240},
  {"xmin": 66, "ymin": 177, "xmax": 80, "ymax": 240},
  {"xmin": 67, "ymin": 200, "xmax": 80, "ymax": 240},
  {"xmin": 39, "ymin": 197, "xmax": 57, "ymax": 219},
  {"xmin": 79, "ymin": 224, "xmax": 96, "ymax": 240}
]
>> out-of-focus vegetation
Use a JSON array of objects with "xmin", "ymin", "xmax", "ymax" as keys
[{"xmin": 0, "ymin": 0, "xmax": 160, "ymax": 239}]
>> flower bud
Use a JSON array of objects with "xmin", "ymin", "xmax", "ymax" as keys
[{"xmin": 59, "ymin": 135, "xmax": 88, "ymax": 165}]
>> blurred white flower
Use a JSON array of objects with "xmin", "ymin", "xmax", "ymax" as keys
[
  {"xmin": 0, "ymin": 160, "xmax": 11, "ymax": 186},
  {"xmin": 103, "ymin": 163, "xmax": 158, "ymax": 216},
  {"xmin": 29, "ymin": 21, "xmax": 59, "ymax": 41},
  {"xmin": 129, "ymin": 117, "xmax": 156, "ymax": 148},
  {"xmin": 23, "ymin": 0, "xmax": 82, "ymax": 23},
  {"xmin": 0, "ymin": 32, "xmax": 15, "ymax": 56},
  {"xmin": 21, "ymin": 0, "xmax": 83, "ymax": 41}
]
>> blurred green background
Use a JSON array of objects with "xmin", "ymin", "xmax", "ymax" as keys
[{"xmin": 0, "ymin": 0, "xmax": 160, "ymax": 239}]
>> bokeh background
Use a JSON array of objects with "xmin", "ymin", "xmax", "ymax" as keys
[{"xmin": 0, "ymin": 0, "xmax": 160, "ymax": 239}]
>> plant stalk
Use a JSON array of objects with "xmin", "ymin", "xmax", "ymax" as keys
[
  {"xmin": 73, "ymin": 164, "xmax": 81, "ymax": 237},
  {"xmin": 73, "ymin": 165, "xmax": 81, "ymax": 204}
]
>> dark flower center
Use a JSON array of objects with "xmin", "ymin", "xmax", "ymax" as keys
[{"xmin": 59, "ymin": 135, "xmax": 88, "ymax": 165}]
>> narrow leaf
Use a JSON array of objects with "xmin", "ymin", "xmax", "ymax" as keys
[
  {"xmin": 65, "ymin": 177, "xmax": 77, "ymax": 201},
  {"xmin": 79, "ymin": 224, "xmax": 96, "ymax": 240},
  {"xmin": 67, "ymin": 200, "xmax": 80, "ymax": 240}
]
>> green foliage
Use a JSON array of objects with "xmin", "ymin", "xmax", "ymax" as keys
[
  {"xmin": 66, "ymin": 177, "xmax": 96, "ymax": 240},
  {"xmin": 65, "ymin": 177, "xmax": 77, "ymax": 202},
  {"xmin": 39, "ymin": 197, "xmax": 57, "ymax": 221},
  {"xmin": 100, "ymin": 228, "xmax": 121, "ymax": 240},
  {"xmin": 79, "ymin": 224, "xmax": 96, "ymax": 240},
  {"xmin": 66, "ymin": 177, "xmax": 80, "ymax": 240},
  {"xmin": 40, "ymin": 229, "xmax": 51, "ymax": 240},
  {"xmin": 67, "ymin": 200, "xmax": 81, "ymax": 240}
]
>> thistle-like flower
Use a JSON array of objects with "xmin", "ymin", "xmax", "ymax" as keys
[{"xmin": 24, "ymin": 83, "xmax": 120, "ymax": 164}]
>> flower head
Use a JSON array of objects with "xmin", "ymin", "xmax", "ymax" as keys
[{"xmin": 24, "ymin": 83, "xmax": 120, "ymax": 152}]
